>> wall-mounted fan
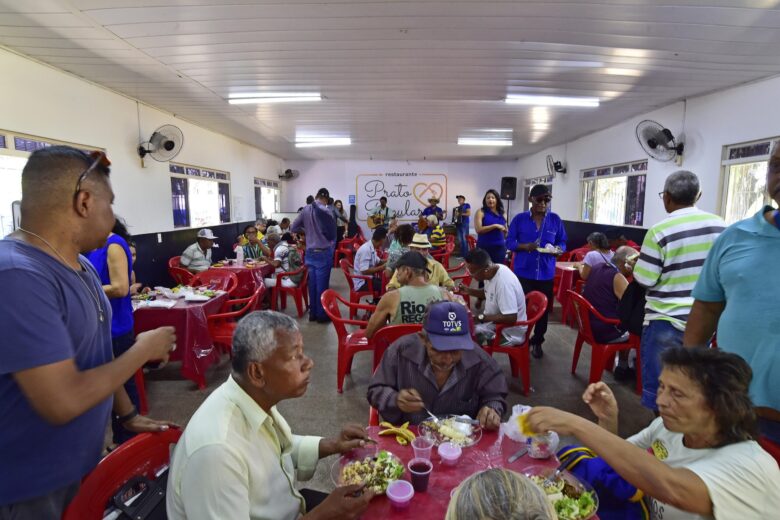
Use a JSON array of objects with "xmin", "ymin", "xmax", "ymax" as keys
[
  {"xmin": 546, "ymin": 154, "xmax": 567, "ymax": 176},
  {"xmin": 138, "ymin": 124, "xmax": 184, "ymax": 162},
  {"xmin": 635, "ymin": 120, "xmax": 684, "ymax": 164},
  {"xmin": 279, "ymin": 168, "xmax": 299, "ymax": 180}
]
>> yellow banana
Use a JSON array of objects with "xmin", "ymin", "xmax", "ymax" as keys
[{"xmin": 395, "ymin": 434, "xmax": 408, "ymax": 445}]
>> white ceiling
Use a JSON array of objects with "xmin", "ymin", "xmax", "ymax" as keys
[{"xmin": 2, "ymin": 0, "xmax": 780, "ymax": 160}]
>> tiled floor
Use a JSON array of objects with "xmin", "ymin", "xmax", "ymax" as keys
[{"xmin": 140, "ymin": 263, "xmax": 654, "ymax": 492}]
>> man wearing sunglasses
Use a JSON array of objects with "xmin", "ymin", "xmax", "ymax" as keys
[
  {"xmin": 0, "ymin": 146, "xmax": 176, "ymax": 517},
  {"xmin": 506, "ymin": 184, "xmax": 567, "ymax": 358}
]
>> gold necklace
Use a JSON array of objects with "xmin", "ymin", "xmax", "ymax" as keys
[{"xmin": 16, "ymin": 227, "xmax": 106, "ymax": 322}]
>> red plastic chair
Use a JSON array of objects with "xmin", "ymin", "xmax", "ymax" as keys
[
  {"xmin": 62, "ymin": 429, "xmax": 183, "ymax": 520},
  {"xmin": 168, "ymin": 256, "xmax": 182, "ymax": 268},
  {"xmin": 321, "ymin": 289, "xmax": 376, "ymax": 393},
  {"xmin": 168, "ymin": 266, "xmax": 194, "ymax": 286},
  {"xmin": 450, "ymin": 268, "xmax": 473, "ymax": 307},
  {"xmin": 758, "ymin": 436, "xmax": 780, "ymax": 467},
  {"xmin": 466, "ymin": 235, "xmax": 477, "ymax": 251},
  {"xmin": 207, "ymin": 284, "xmax": 266, "ymax": 357},
  {"xmin": 446, "ymin": 260, "xmax": 466, "ymax": 274},
  {"xmin": 371, "ymin": 324, "xmax": 423, "ymax": 371},
  {"xmin": 271, "ymin": 266, "xmax": 309, "ymax": 318},
  {"xmin": 339, "ymin": 259, "xmax": 376, "ymax": 317},
  {"xmin": 369, "ymin": 406, "xmax": 380, "ymax": 426},
  {"xmin": 433, "ymin": 241, "xmax": 455, "ymax": 269},
  {"xmin": 568, "ymin": 290, "xmax": 642, "ymax": 394},
  {"xmin": 334, "ymin": 237, "xmax": 356, "ymax": 266},
  {"xmin": 481, "ymin": 291, "xmax": 547, "ymax": 396},
  {"xmin": 190, "ymin": 269, "xmax": 239, "ymax": 296}
]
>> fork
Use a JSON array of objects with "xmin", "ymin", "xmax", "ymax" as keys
[{"xmin": 543, "ymin": 462, "xmax": 566, "ymax": 487}]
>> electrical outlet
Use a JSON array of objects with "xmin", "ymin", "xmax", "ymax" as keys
[{"xmin": 157, "ymin": 233, "xmax": 162, "ymax": 243}]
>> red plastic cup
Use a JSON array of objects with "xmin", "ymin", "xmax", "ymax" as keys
[{"xmin": 408, "ymin": 458, "xmax": 433, "ymax": 492}]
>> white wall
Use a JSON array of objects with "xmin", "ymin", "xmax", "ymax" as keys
[
  {"xmin": 515, "ymin": 74, "xmax": 780, "ymax": 227},
  {"xmin": 0, "ymin": 47, "xmax": 284, "ymax": 235},
  {"xmin": 282, "ymin": 159, "xmax": 519, "ymax": 235}
]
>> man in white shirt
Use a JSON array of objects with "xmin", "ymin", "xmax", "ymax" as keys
[
  {"xmin": 527, "ymin": 347, "xmax": 780, "ymax": 520},
  {"xmin": 167, "ymin": 311, "xmax": 374, "ymax": 520},
  {"xmin": 262, "ymin": 233, "xmax": 296, "ymax": 288},
  {"xmin": 352, "ymin": 227, "xmax": 387, "ymax": 293},
  {"xmin": 180, "ymin": 228, "xmax": 217, "ymax": 274},
  {"xmin": 458, "ymin": 248, "xmax": 527, "ymax": 346}
]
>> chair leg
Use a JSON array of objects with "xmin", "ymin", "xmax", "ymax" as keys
[
  {"xmin": 337, "ymin": 348, "xmax": 347, "ymax": 393},
  {"xmin": 571, "ymin": 334, "xmax": 585, "ymax": 374},
  {"xmin": 134, "ymin": 369, "xmax": 148, "ymax": 415},
  {"xmin": 634, "ymin": 346, "xmax": 643, "ymax": 395},
  {"xmin": 589, "ymin": 348, "xmax": 607, "ymax": 384},
  {"xmin": 507, "ymin": 352, "xmax": 519, "ymax": 378},
  {"xmin": 270, "ymin": 286, "xmax": 278, "ymax": 311},
  {"xmin": 520, "ymin": 348, "xmax": 530, "ymax": 396},
  {"xmin": 294, "ymin": 291, "xmax": 304, "ymax": 318}
]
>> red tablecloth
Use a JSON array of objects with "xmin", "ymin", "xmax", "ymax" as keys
[
  {"xmin": 361, "ymin": 426, "xmax": 561, "ymax": 519},
  {"xmin": 134, "ymin": 293, "xmax": 229, "ymax": 389},
  {"xmin": 211, "ymin": 261, "xmax": 274, "ymax": 297},
  {"xmin": 556, "ymin": 262, "xmax": 580, "ymax": 327}
]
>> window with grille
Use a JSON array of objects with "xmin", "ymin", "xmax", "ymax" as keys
[
  {"xmin": 580, "ymin": 160, "xmax": 647, "ymax": 226},
  {"xmin": 254, "ymin": 178, "xmax": 281, "ymax": 219},
  {"xmin": 169, "ymin": 162, "xmax": 231, "ymax": 228},
  {"xmin": 720, "ymin": 138, "xmax": 778, "ymax": 225}
]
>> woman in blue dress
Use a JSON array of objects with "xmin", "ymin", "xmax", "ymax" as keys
[{"xmin": 474, "ymin": 189, "xmax": 507, "ymax": 264}]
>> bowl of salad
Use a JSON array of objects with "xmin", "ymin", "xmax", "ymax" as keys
[
  {"xmin": 525, "ymin": 464, "xmax": 598, "ymax": 520},
  {"xmin": 331, "ymin": 449, "xmax": 405, "ymax": 494}
]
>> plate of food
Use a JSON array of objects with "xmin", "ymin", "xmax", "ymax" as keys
[
  {"xmin": 418, "ymin": 415, "xmax": 482, "ymax": 447},
  {"xmin": 525, "ymin": 465, "xmax": 598, "ymax": 520},
  {"xmin": 331, "ymin": 449, "xmax": 404, "ymax": 494}
]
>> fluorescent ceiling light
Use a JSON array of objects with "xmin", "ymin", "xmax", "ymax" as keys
[
  {"xmin": 505, "ymin": 94, "xmax": 599, "ymax": 107},
  {"xmin": 458, "ymin": 138, "xmax": 512, "ymax": 146},
  {"xmin": 531, "ymin": 106, "xmax": 550, "ymax": 123},
  {"xmin": 474, "ymin": 128, "xmax": 512, "ymax": 133},
  {"xmin": 295, "ymin": 137, "xmax": 351, "ymax": 148},
  {"xmin": 228, "ymin": 92, "xmax": 321, "ymax": 104}
]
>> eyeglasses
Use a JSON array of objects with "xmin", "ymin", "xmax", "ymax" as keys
[
  {"xmin": 532, "ymin": 196, "xmax": 552, "ymax": 204},
  {"xmin": 658, "ymin": 191, "xmax": 666, "ymax": 200},
  {"xmin": 74, "ymin": 150, "xmax": 111, "ymax": 199}
]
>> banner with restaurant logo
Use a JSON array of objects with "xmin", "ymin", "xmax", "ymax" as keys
[{"xmin": 355, "ymin": 172, "xmax": 448, "ymax": 222}]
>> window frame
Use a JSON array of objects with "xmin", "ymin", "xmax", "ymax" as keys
[
  {"xmin": 253, "ymin": 177, "xmax": 282, "ymax": 220},
  {"xmin": 169, "ymin": 161, "xmax": 232, "ymax": 229},
  {"xmin": 718, "ymin": 137, "xmax": 778, "ymax": 224},
  {"xmin": 579, "ymin": 159, "xmax": 647, "ymax": 227}
]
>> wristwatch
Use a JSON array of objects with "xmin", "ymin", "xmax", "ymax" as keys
[{"xmin": 477, "ymin": 313, "xmax": 485, "ymax": 323}]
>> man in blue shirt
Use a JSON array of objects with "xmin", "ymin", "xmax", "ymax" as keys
[
  {"xmin": 422, "ymin": 196, "xmax": 444, "ymax": 222},
  {"xmin": 453, "ymin": 195, "xmax": 471, "ymax": 257},
  {"xmin": 506, "ymin": 184, "xmax": 567, "ymax": 358},
  {"xmin": 684, "ymin": 143, "xmax": 780, "ymax": 443},
  {"xmin": 0, "ymin": 146, "xmax": 176, "ymax": 517},
  {"xmin": 292, "ymin": 187, "xmax": 337, "ymax": 323}
]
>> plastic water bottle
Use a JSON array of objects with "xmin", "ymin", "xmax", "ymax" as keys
[{"xmin": 235, "ymin": 245, "xmax": 244, "ymax": 264}]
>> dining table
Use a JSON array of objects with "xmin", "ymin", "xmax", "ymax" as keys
[
  {"xmin": 555, "ymin": 261, "xmax": 581, "ymax": 328},
  {"xmin": 211, "ymin": 259, "xmax": 275, "ymax": 297},
  {"xmin": 133, "ymin": 292, "xmax": 229, "ymax": 389},
  {"xmin": 358, "ymin": 426, "xmax": 575, "ymax": 519}
]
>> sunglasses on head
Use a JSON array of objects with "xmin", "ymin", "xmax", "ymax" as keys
[{"xmin": 74, "ymin": 150, "xmax": 111, "ymax": 199}]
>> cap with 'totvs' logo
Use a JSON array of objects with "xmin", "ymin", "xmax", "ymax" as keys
[{"xmin": 423, "ymin": 301, "xmax": 474, "ymax": 351}]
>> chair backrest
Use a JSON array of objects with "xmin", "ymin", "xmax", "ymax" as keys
[
  {"xmin": 168, "ymin": 256, "xmax": 181, "ymax": 268},
  {"xmin": 568, "ymin": 290, "xmax": 597, "ymax": 343},
  {"xmin": 62, "ymin": 429, "xmax": 182, "ymax": 520},
  {"xmin": 339, "ymin": 258, "xmax": 367, "ymax": 292},
  {"xmin": 525, "ymin": 291, "xmax": 549, "ymax": 325},
  {"xmin": 758, "ymin": 436, "xmax": 780, "ymax": 467},
  {"xmin": 190, "ymin": 269, "xmax": 239, "ymax": 295},
  {"xmin": 466, "ymin": 234, "xmax": 477, "ymax": 249},
  {"xmin": 568, "ymin": 247, "xmax": 589, "ymax": 262},
  {"xmin": 168, "ymin": 266, "xmax": 194, "ymax": 286},
  {"xmin": 321, "ymin": 289, "xmax": 347, "ymax": 339},
  {"xmin": 371, "ymin": 324, "xmax": 423, "ymax": 370}
]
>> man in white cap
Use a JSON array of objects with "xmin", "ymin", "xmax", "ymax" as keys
[
  {"xmin": 386, "ymin": 233, "xmax": 454, "ymax": 290},
  {"xmin": 180, "ymin": 228, "xmax": 217, "ymax": 274}
]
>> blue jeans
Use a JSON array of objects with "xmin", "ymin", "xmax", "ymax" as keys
[
  {"xmin": 640, "ymin": 320, "xmax": 684, "ymax": 410},
  {"xmin": 456, "ymin": 225, "xmax": 469, "ymax": 257},
  {"xmin": 306, "ymin": 247, "xmax": 333, "ymax": 320}
]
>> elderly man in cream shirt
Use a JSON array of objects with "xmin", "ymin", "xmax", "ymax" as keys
[{"xmin": 167, "ymin": 311, "xmax": 374, "ymax": 520}]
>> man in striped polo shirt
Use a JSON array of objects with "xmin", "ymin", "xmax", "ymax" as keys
[{"xmin": 633, "ymin": 170, "xmax": 725, "ymax": 411}]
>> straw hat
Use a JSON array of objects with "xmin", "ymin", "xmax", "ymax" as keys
[
  {"xmin": 411, "ymin": 233, "xmax": 432, "ymax": 248},
  {"xmin": 428, "ymin": 197, "xmax": 440, "ymax": 204}
]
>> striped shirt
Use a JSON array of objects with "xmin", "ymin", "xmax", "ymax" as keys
[
  {"xmin": 430, "ymin": 225, "xmax": 446, "ymax": 248},
  {"xmin": 633, "ymin": 207, "xmax": 725, "ymax": 330}
]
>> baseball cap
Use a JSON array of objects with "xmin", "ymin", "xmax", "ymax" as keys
[
  {"xmin": 529, "ymin": 184, "xmax": 551, "ymax": 198},
  {"xmin": 456, "ymin": 194, "xmax": 465, "ymax": 200},
  {"xmin": 395, "ymin": 251, "xmax": 430, "ymax": 273},
  {"xmin": 197, "ymin": 228, "xmax": 217, "ymax": 240},
  {"xmin": 424, "ymin": 301, "xmax": 474, "ymax": 351},
  {"xmin": 410, "ymin": 233, "xmax": 432, "ymax": 248}
]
